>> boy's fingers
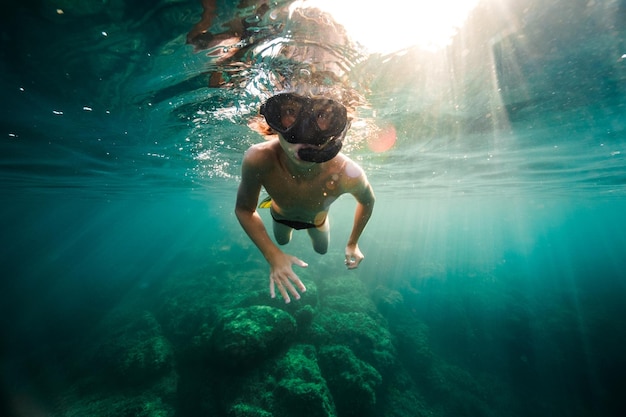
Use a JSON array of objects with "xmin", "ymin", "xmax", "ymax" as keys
[
  {"xmin": 270, "ymin": 259, "xmax": 307, "ymax": 302},
  {"xmin": 285, "ymin": 280, "xmax": 301, "ymax": 300},
  {"xmin": 269, "ymin": 279, "xmax": 276, "ymax": 298},
  {"xmin": 285, "ymin": 270, "xmax": 305, "ymax": 292},
  {"xmin": 293, "ymin": 257, "xmax": 308, "ymax": 268},
  {"xmin": 277, "ymin": 281, "xmax": 290, "ymax": 303}
]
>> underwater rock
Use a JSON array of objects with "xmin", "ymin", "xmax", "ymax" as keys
[
  {"xmin": 214, "ymin": 344, "xmax": 336, "ymax": 417},
  {"xmin": 318, "ymin": 345, "xmax": 382, "ymax": 417},
  {"xmin": 56, "ymin": 309, "xmax": 178, "ymax": 416},
  {"xmin": 273, "ymin": 344, "xmax": 336, "ymax": 417},
  {"xmin": 236, "ymin": 279, "xmax": 319, "ymax": 332},
  {"xmin": 314, "ymin": 310, "xmax": 396, "ymax": 374},
  {"xmin": 58, "ymin": 392, "xmax": 174, "ymax": 417},
  {"xmin": 237, "ymin": 278, "xmax": 319, "ymax": 310},
  {"xmin": 310, "ymin": 274, "xmax": 396, "ymax": 374},
  {"xmin": 157, "ymin": 277, "xmax": 220, "ymax": 346},
  {"xmin": 316, "ymin": 274, "xmax": 377, "ymax": 315},
  {"xmin": 92, "ymin": 310, "xmax": 175, "ymax": 386},
  {"xmin": 379, "ymin": 368, "xmax": 432, "ymax": 417},
  {"xmin": 210, "ymin": 305, "xmax": 297, "ymax": 369},
  {"xmin": 392, "ymin": 316, "xmax": 434, "ymax": 379},
  {"xmin": 228, "ymin": 403, "xmax": 274, "ymax": 417},
  {"xmin": 388, "ymin": 305, "xmax": 499, "ymax": 414},
  {"xmin": 293, "ymin": 303, "xmax": 315, "ymax": 329},
  {"xmin": 371, "ymin": 286, "xmax": 405, "ymax": 317}
]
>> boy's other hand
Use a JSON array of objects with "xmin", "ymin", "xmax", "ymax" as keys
[{"xmin": 345, "ymin": 244, "xmax": 364, "ymax": 269}]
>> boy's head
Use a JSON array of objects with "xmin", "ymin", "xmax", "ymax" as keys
[{"xmin": 261, "ymin": 93, "xmax": 348, "ymax": 162}]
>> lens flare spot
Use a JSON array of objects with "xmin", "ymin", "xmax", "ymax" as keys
[{"xmin": 368, "ymin": 125, "xmax": 396, "ymax": 153}]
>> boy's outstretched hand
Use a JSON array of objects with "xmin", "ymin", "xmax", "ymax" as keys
[{"xmin": 269, "ymin": 252, "xmax": 308, "ymax": 303}]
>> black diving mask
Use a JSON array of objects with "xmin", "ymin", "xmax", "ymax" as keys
[{"xmin": 260, "ymin": 93, "xmax": 348, "ymax": 162}]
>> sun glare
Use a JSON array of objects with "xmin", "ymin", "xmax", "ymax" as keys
[{"xmin": 293, "ymin": 0, "xmax": 480, "ymax": 54}]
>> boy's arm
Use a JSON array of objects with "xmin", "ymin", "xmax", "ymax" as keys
[
  {"xmin": 234, "ymin": 150, "xmax": 280, "ymax": 263},
  {"xmin": 344, "ymin": 166, "xmax": 376, "ymax": 269},
  {"xmin": 234, "ymin": 148, "xmax": 307, "ymax": 302}
]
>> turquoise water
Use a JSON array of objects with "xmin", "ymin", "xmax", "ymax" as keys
[{"xmin": 2, "ymin": 1, "xmax": 626, "ymax": 416}]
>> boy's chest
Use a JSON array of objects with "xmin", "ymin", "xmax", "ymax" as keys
[{"xmin": 263, "ymin": 170, "xmax": 343, "ymax": 207}]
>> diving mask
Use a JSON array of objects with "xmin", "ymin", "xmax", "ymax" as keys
[{"xmin": 260, "ymin": 93, "xmax": 348, "ymax": 162}]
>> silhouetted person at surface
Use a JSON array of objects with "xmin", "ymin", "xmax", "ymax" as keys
[{"xmin": 186, "ymin": 0, "xmax": 271, "ymax": 52}]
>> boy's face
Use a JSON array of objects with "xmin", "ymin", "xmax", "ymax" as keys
[{"xmin": 263, "ymin": 93, "xmax": 347, "ymax": 163}]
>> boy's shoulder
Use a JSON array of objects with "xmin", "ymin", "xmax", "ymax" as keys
[
  {"xmin": 245, "ymin": 140, "xmax": 279, "ymax": 164},
  {"xmin": 335, "ymin": 153, "xmax": 365, "ymax": 178},
  {"xmin": 248, "ymin": 138, "xmax": 279, "ymax": 152}
]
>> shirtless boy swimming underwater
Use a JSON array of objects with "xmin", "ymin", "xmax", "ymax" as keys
[{"xmin": 235, "ymin": 93, "xmax": 375, "ymax": 303}]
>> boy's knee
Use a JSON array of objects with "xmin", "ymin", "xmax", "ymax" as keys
[
  {"xmin": 313, "ymin": 243, "xmax": 328, "ymax": 254},
  {"xmin": 273, "ymin": 222, "xmax": 293, "ymax": 245},
  {"xmin": 275, "ymin": 235, "xmax": 291, "ymax": 245},
  {"xmin": 309, "ymin": 229, "xmax": 329, "ymax": 254}
]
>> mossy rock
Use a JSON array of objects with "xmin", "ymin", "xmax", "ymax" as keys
[
  {"xmin": 371, "ymin": 286, "xmax": 405, "ymax": 317},
  {"xmin": 210, "ymin": 305, "xmax": 297, "ymax": 369},
  {"xmin": 237, "ymin": 279, "xmax": 319, "ymax": 310},
  {"xmin": 318, "ymin": 345, "xmax": 382, "ymax": 416},
  {"xmin": 274, "ymin": 345, "xmax": 336, "ymax": 417},
  {"xmin": 393, "ymin": 317, "xmax": 434, "ymax": 377},
  {"xmin": 215, "ymin": 344, "xmax": 336, "ymax": 417},
  {"xmin": 235, "ymin": 280, "xmax": 319, "ymax": 333},
  {"xmin": 316, "ymin": 275, "xmax": 377, "ymax": 315},
  {"xmin": 59, "ymin": 392, "xmax": 174, "ymax": 417},
  {"xmin": 314, "ymin": 311, "xmax": 396, "ymax": 374},
  {"xmin": 381, "ymin": 384, "xmax": 431, "ymax": 417},
  {"xmin": 156, "ymin": 277, "xmax": 219, "ymax": 346},
  {"xmin": 228, "ymin": 403, "xmax": 273, "ymax": 417},
  {"xmin": 92, "ymin": 310, "xmax": 174, "ymax": 385}
]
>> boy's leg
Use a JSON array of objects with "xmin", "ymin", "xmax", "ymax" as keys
[
  {"xmin": 272, "ymin": 220, "xmax": 293, "ymax": 245},
  {"xmin": 307, "ymin": 217, "xmax": 330, "ymax": 254}
]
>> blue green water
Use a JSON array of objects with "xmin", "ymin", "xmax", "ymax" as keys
[{"xmin": 2, "ymin": 1, "xmax": 626, "ymax": 416}]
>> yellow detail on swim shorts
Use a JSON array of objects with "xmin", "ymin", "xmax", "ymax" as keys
[{"xmin": 258, "ymin": 195, "xmax": 272, "ymax": 209}]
